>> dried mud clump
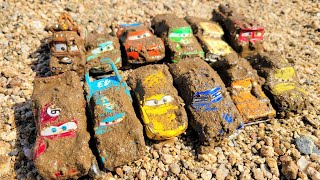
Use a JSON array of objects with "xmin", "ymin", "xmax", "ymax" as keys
[
  {"xmin": 128, "ymin": 64, "xmax": 188, "ymax": 140},
  {"xmin": 247, "ymin": 51, "xmax": 309, "ymax": 115},
  {"xmin": 169, "ymin": 58, "xmax": 243, "ymax": 145},
  {"xmin": 87, "ymin": 79, "xmax": 145, "ymax": 171},
  {"xmin": 32, "ymin": 71, "xmax": 95, "ymax": 179}
]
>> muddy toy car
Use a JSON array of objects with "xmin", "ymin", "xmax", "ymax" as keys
[
  {"xmin": 85, "ymin": 59, "xmax": 145, "ymax": 170},
  {"xmin": 212, "ymin": 4, "xmax": 264, "ymax": 57},
  {"xmin": 224, "ymin": 53, "xmax": 276, "ymax": 122},
  {"xmin": 48, "ymin": 12, "xmax": 86, "ymax": 76},
  {"xmin": 248, "ymin": 52, "xmax": 309, "ymax": 115},
  {"xmin": 168, "ymin": 57, "xmax": 243, "ymax": 145},
  {"xmin": 185, "ymin": 16, "xmax": 233, "ymax": 65},
  {"xmin": 151, "ymin": 14, "xmax": 205, "ymax": 63},
  {"xmin": 128, "ymin": 64, "xmax": 188, "ymax": 140},
  {"xmin": 32, "ymin": 71, "xmax": 97, "ymax": 179},
  {"xmin": 117, "ymin": 23, "xmax": 165, "ymax": 64},
  {"xmin": 85, "ymin": 33, "xmax": 122, "ymax": 73}
]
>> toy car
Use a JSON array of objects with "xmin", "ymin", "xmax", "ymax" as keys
[
  {"xmin": 117, "ymin": 23, "xmax": 165, "ymax": 64},
  {"xmin": 48, "ymin": 12, "xmax": 86, "ymax": 76},
  {"xmin": 85, "ymin": 33, "xmax": 122, "ymax": 73},
  {"xmin": 127, "ymin": 64, "xmax": 188, "ymax": 140},
  {"xmin": 32, "ymin": 71, "xmax": 97, "ymax": 179},
  {"xmin": 151, "ymin": 14, "xmax": 205, "ymax": 63},
  {"xmin": 168, "ymin": 57, "xmax": 243, "ymax": 145},
  {"xmin": 248, "ymin": 52, "xmax": 309, "ymax": 115},
  {"xmin": 85, "ymin": 59, "xmax": 145, "ymax": 171},
  {"xmin": 185, "ymin": 16, "xmax": 233, "ymax": 65},
  {"xmin": 212, "ymin": 4, "xmax": 264, "ymax": 57},
  {"xmin": 224, "ymin": 53, "xmax": 276, "ymax": 122}
]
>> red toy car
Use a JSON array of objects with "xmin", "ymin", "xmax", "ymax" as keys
[{"xmin": 117, "ymin": 23, "xmax": 165, "ymax": 64}]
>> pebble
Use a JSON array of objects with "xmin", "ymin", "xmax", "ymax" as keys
[
  {"xmin": 161, "ymin": 154, "xmax": 173, "ymax": 165},
  {"xmin": 137, "ymin": 169, "xmax": 146, "ymax": 180},
  {"xmin": 187, "ymin": 171, "xmax": 197, "ymax": 180},
  {"xmin": 266, "ymin": 157, "xmax": 279, "ymax": 177},
  {"xmin": 200, "ymin": 170, "xmax": 212, "ymax": 180},
  {"xmin": 295, "ymin": 136, "xmax": 320, "ymax": 155},
  {"xmin": 297, "ymin": 156, "xmax": 311, "ymax": 172},
  {"xmin": 260, "ymin": 146, "xmax": 275, "ymax": 157},
  {"xmin": 169, "ymin": 163, "xmax": 180, "ymax": 175},
  {"xmin": 252, "ymin": 168, "xmax": 264, "ymax": 180},
  {"xmin": 281, "ymin": 160, "xmax": 299, "ymax": 179},
  {"xmin": 215, "ymin": 164, "xmax": 229, "ymax": 180},
  {"xmin": 1, "ymin": 131, "xmax": 16, "ymax": 142}
]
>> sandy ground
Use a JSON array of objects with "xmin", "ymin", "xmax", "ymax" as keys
[{"xmin": 0, "ymin": 0, "xmax": 319, "ymax": 179}]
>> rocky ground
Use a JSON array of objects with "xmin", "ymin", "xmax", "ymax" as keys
[{"xmin": 0, "ymin": 0, "xmax": 319, "ymax": 179}]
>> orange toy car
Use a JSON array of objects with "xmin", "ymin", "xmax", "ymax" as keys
[
  {"xmin": 117, "ymin": 23, "xmax": 165, "ymax": 64},
  {"xmin": 230, "ymin": 78, "xmax": 276, "ymax": 122}
]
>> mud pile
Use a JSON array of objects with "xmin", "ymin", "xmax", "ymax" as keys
[
  {"xmin": 169, "ymin": 58, "xmax": 243, "ymax": 145},
  {"xmin": 32, "ymin": 71, "xmax": 95, "ymax": 179}
]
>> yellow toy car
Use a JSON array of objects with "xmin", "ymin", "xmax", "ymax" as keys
[
  {"xmin": 185, "ymin": 16, "xmax": 233, "ymax": 65},
  {"xmin": 128, "ymin": 64, "xmax": 188, "ymax": 140}
]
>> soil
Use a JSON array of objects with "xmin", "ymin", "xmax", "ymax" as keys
[
  {"xmin": 127, "ymin": 64, "xmax": 188, "ymax": 140},
  {"xmin": 32, "ymin": 71, "xmax": 95, "ymax": 179},
  {"xmin": 248, "ymin": 51, "xmax": 310, "ymax": 114},
  {"xmin": 168, "ymin": 58, "xmax": 243, "ymax": 146},
  {"xmin": 89, "ymin": 83, "xmax": 145, "ymax": 171},
  {"xmin": 85, "ymin": 33, "xmax": 122, "ymax": 73}
]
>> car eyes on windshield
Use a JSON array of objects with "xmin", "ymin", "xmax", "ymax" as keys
[
  {"xmin": 241, "ymin": 32, "xmax": 252, "ymax": 37},
  {"xmin": 127, "ymin": 32, "xmax": 151, "ymax": 40},
  {"xmin": 91, "ymin": 44, "xmax": 115, "ymax": 54},
  {"xmin": 55, "ymin": 43, "xmax": 67, "ymax": 52},
  {"xmin": 40, "ymin": 122, "xmax": 77, "ymax": 137},
  {"xmin": 144, "ymin": 95, "xmax": 174, "ymax": 106},
  {"xmin": 46, "ymin": 106, "xmax": 61, "ymax": 117},
  {"xmin": 169, "ymin": 33, "xmax": 192, "ymax": 38}
]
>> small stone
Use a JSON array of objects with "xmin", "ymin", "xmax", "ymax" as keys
[
  {"xmin": 260, "ymin": 146, "xmax": 275, "ymax": 157},
  {"xmin": 115, "ymin": 167, "xmax": 123, "ymax": 177},
  {"xmin": 295, "ymin": 136, "xmax": 319, "ymax": 155},
  {"xmin": 137, "ymin": 169, "xmax": 146, "ymax": 180},
  {"xmin": 187, "ymin": 171, "xmax": 197, "ymax": 180},
  {"xmin": 261, "ymin": 163, "xmax": 273, "ymax": 179},
  {"xmin": 306, "ymin": 166, "xmax": 320, "ymax": 180},
  {"xmin": 266, "ymin": 157, "xmax": 279, "ymax": 176},
  {"xmin": 252, "ymin": 168, "xmax": 264, "ymax": 180},
  {"xmin": 23, "ymin": 147, "xmax": 32, "ymax": 160},
  {"xmin": 215, "ymin": 164, "xmax": 229, "ymax": 180},
  {"xmin": 1, "ymin": 131, "xmax": 16, "ymax": 142},
  {"xmin": 0, "ymin": 155, "xmax": 11, "ymax": 177},
  {"xmin": 281, "ymin": 160, "xmax": 299, "ymax": 179},
  {"xmin": 297, "ymin": 156, "xmax": 311, "ymax": 172},
  {"xmin": 152, "ymin": 151, "xmax": 159, "ymax": 159},
  {"xmin": 170, "ymin": 163, "xmax": 180, "ymax": 175},
  {"xmin": 161, "ymin": 154, "xmax": 173, "ymax": 164},
  {"xmin": 265, "ymin": 137, "xmax": 273, "ymax": 146},
  {"xmin": 1, "ymin": 66, "xmax": 18, "ymax": 78},
  {"xmin": 200, "ymin": 170, "xmax": 212, "ymax": 180}
]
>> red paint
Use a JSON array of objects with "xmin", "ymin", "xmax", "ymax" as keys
[{"xmin": 238, "ymin": 29, "xmax": 264, "ymax": 43}]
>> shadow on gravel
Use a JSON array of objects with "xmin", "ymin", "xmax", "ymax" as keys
[
  {"xmin": 13, "ymin": 100, "xmax": 38, "ymax": 179},
  {"xmin": 30, "ymin": 37, "xmax": 52, "ymax": 77}
]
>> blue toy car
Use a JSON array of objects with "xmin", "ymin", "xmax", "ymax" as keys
[{"xmin": 85, "ymin": 58, "xmax": 145, "ymax": 171}]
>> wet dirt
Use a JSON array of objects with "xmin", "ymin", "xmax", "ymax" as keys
[
  {"xmin": 85, "ymin": 33, "xmax": 122, "ymax": 73},
  {"xmin": 247, "ymin": 51, "xmax": 310, "ymax": 115},
  {"xmin": 168, "ymin": 58, "xmax": 243, "ymax": 146},
  {"xmin": 151, "ymin": 14, "xmax": 204, "ymax": 62},
  {"xmin": 212, "ymin": 4, "xmax": 264, "ymax": 57},
  {"xmin": 127, "ymin": 64, "xmax": 188, "ymax": 140},
  {"xmin": 89, "ymin": 84, "xmax": 145, "ymax": 171},
  {"xmin": 32, "ymin": 71, "xmax": 95, "ymax": 179}
]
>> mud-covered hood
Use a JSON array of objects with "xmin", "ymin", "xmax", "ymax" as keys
[
  {"xmin": 199, "ymin": 36, "xmax": 233, "ymax": 56},
  {"xmin": 124, "ymin": 36, "xmax": 164, "ymax": 51},
  {"xmin": 168, "ymin": 36, "xmax": 204, "ymax": 55}
]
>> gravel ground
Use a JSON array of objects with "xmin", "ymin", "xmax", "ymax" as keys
[{"xmin": 0, "ymin": 0, "xmax": 319, "ymax": 179}]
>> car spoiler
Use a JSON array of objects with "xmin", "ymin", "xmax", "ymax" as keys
[{"xmin": 119, "ymin": 23, "xmax": 142, "ymax": 28}]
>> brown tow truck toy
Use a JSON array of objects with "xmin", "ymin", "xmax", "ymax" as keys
[
  {"xmin": 48, "ymin": 12, "xmax": 86, "ymax": 77},
  {"xmin": 32, "ymin": 71, "xmax": 98, "ymax": 179},
  {"xmin": 248, "ymin": 52, "xmax": 309, "ymax": 116},
  {"xmin": 212, "ymin": 4, "xmax": 264, "ymax": 57}
]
